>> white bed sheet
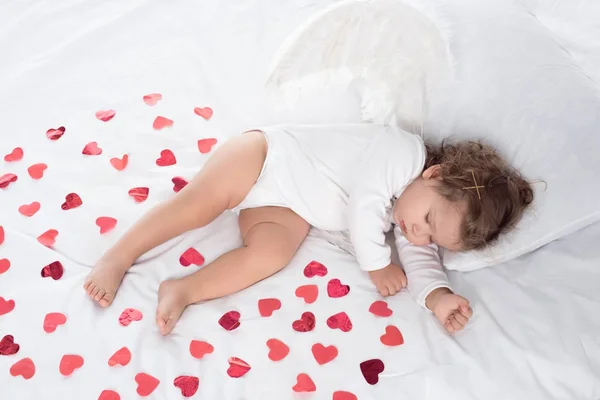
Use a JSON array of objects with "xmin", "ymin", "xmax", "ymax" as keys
[{"xmin": 1, "ymin": 1, "xmax": 599, "ymax": 399}]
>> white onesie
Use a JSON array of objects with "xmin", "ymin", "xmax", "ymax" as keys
[{"xmin": 235, "ymin": 123, "xmax": 451, "ymax": 308}]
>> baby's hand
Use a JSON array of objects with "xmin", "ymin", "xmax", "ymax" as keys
[
  {"xmin": 368, "ymin": 263, "xmax": 407, "ymax": 297},
  {"xmin": 426, "ymin": 288, "xmax": 473, "ymax": 333}
]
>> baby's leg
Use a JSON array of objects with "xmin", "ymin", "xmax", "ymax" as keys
[
  {"xmin": 156, "ymin": 206, "xmax": 309, "ymax": 335},
  {"xmin": 84, "ymin": 131, "xmax": 267, "ymax": 307}
]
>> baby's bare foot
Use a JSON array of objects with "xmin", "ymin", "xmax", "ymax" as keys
[
  {"xmin": 156, "ymin": 280, "xmax": 189, "ymax": 336},
  {"xmin": 83, "ymin": 258, "xmax": 130, "ymax": 307}
]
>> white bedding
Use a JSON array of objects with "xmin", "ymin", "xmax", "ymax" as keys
[{"xmin": 1, "ymin": 1, "xmax": 599, "ymax": 399}]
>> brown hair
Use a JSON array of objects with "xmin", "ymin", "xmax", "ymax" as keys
[{"xmin": 424, "ymin": 140, "xmax": 534, "ymax": 251}]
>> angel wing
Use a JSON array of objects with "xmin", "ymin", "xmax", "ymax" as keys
[{"xmin": 265, "ymin": 0, "xmax": 453, "ymax": 134}]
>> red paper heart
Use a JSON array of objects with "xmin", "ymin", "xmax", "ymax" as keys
[
  {"xmin": 96, "ymin": 217, "xmax": 117, "ymax": 234},
  {"xmin": 43, "ymin": 312, "xmax": 67, "ymax": 333},
  {"xmin": 189, "ymin": 340, "xmax": 214, "ymax": 359},
  {"xmin": 96, "ymin": 109, "xmax": 116, "ymax": 122},
  {"xmin": 28, "ymin": 163, "xmax": 47, "ymax": 179},
  {"xmin": 108, "ymin": 347, "xmax": 131, "ymax": 367},
  {"xmin": 327, "ymin": 278, "xmax": 350, "ymax": 298},
  {"xmin": 333, "ymin": 391, "xmax": 358, "ymax": 400},
  {"xmin": 135, "ymin": 373, "xmax": 160, "ymax": 396},
  {"xmin": 0, "ymin": 225, "xmax": 3, "ymax": 245},
  {"xmin": 193, "ymin": 107, "xmax": 213, "ymax": 120},
  {"xmin": 119, "ymin": 308, "xmax": 143, "ymax": 326},
  {"xmin": 227, "ymin": 357, "xmax": 251, "ymax": 378},
  {"xmin": 179, "ymin": 248, "xmax": 204, "ymax": 267},
  {"xmin": 174, "ymin": 375, "xmax": 199, "ymax": 397},
  {"xmin": 98, "ymin": 390, "xmax": 120, "ymax": 400},
  {"xmin": 0, "ymin": 335, "xmax": 19, "ymax": 355},
  {"xmin": 360, "ymin": 359, "xmax": 385, "ymax": 385},
  {"xmin": 128, "ymin": 187, "xmax": 149, "ymax": 203},
  {"xmin": 59, "ymin": 354, "xmax": 84, "ymax": 376},
  {"xmin": 82, "ymin": 141, "xmax": 103, "ymax": 155},
  {"xmin": 143, "ymin": 93, "xmax": 162, "ymax": 106},
  {"xmin": 172, "ymin": 176, "xmax": 188, "ymax": 193},
  {"xmin": 326, "ymin": 312, "xmax": 352, "ymax": 332},
  {"xmin": 369, "ymin": 300, "xmax": 393, "ymax": 317},
  {"xmin": 292, "ymin": 373, "xmax": 316, "ymax": 392},
  {"xmin": 292, "ymin": 311, "xmax": 316, "ymax": 332},
  {"xmin": 38, "ymin": 229, "xmax": 59, "ymax": 247},
  {"xmin": 110, "ymin": 154, "xmax": 128, "ymax": 171},
  {"xmin": 380, "ymin": 325, "xmax": 404, "ymax": 346},
  {"xmin": 156, "ymin": 149, "xmax": 176, "ymax": 166},
  {"xmin": 10, "ymin": 358, "xmax": 35, "ymax": 379},
  {"xmin": 295, "ymin": 285, "xmax": 318, "ymax": 304},
  {"xmin": 61, "ymin": 193, "xmax": 83, "ymax": 210},
  {"xmin": 4, "ymin": 147, "xmax": 23, "ymax": 162},
  {"xmin": 311, "ymin": 343, "xmax": 338, "ymax": 365},
  {"xmin": 0, "ymin": 258, "xmax": 10, "ymax": 274},
  {"xmin": 258, "ymin": 298, "xmax": 281, "ymax": 317},
  {"xmin": 266, "ymin": 339, "xmax": 289, "ymax": 361},
  {"xmin": 153, "ymin": 116, "xmax": 173, "ymax": 130},
  {"xmin": 0, "ymin": 297, "xmax": 15, "ymax": 315},
  {"xmin": 197, "ymin": 138, "xmax": 217, "ymax": 154},
  {"xmin": 304, "ymin": 261, "xmax": 328, "ymax": 278},
  {"xmin": 0, "ymin": 173, "xmax": 18, "ymax": 189},
  {"xmin": 46, "ymin": 126, "xmax": 65, "ymax": 140},
  {"xmin": 41, "ymin": 261, "xmax": 64, "ymax": 280},
  {"xmin": 218, "ymin": 311, "xmax": 241, "ymax": 331},
  {"xmin": 18, "ymin": 201, "xmax": 41, "ymax": 217}
]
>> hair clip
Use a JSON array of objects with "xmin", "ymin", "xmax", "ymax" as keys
[{"xmin": 462, "ymin": 170, "xmax": 484, "ymax": 200}]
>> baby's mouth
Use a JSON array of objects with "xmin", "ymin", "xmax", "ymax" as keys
[{"xmin": 400, "ymin": 220, "xmax": 408, "ymax": 235}]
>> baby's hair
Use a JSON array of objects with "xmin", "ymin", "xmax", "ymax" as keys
[{"xmin": 424, "ymin": 140, "xmax": 535, "ymax": 251}]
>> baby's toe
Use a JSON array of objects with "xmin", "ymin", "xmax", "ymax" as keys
[
  {"xmin": 94, "ymin": 289, "xmax": 106, "ymax": 302},
  {"xmin": 89, "ymin": 286, "xmax": 100, "ymax": 298},
  {"xmin": 99, "ymin": 292, "xmax": 114, "ymax": 308}
]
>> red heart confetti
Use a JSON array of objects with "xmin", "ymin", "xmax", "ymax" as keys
[
  {"xmin": 0, "ymin": 258, "xmax": 10, "ymax": 274},
  {"xmin": 189, "ymin": 340, "xmax": 214, "ymax": 359},
  {"xmin": 380, "ymin": 325, "xmax": 404, "ymax": 347},
  {"xmin": 197, "ymin": 138, "xmax": 217, "ymax": 154},
  {"xmin": 360, "ymin": 359, "xmax": 385, "ymax": 385},
  {"xmin": 28, "ymin": 163, "xmax": 47, "ymax": 179},
  {"xmin": 153, "ymin": 116, "xmax": 173, "ymax": 130},
  {"xmin": 110, "ymin": 154, "xmax": 129, "ymax": 171},
  {"xmin": 193, "ymin": 107, "xmax": 213, "ymax": 120},
  {"xmin": 369, "ymin": 300, "xmax": 393, "ymax": 317},
  {"xmin": 38, "ymin": 229, "xmax": 59, "ymax": 247},
  {"xmin": 96, "ymin": 217, "xmax": 117, "ymax": 234},
  {"xmin": 179, "ymin": 248, "xmax": 204, "ymax": 267},
  {"xmin": 218, "ymin": 311, "xmax": 241, "ymax": 331},
  {"xmin": 98, "ymin": 390, "xmax": 120, "ymax": 400},
  {"xmin": 258, "ymin": 298, "xmax": 281, "ymax": 317},
  {"xmin": 18, "ymin": 201, "xmax": 41, "ymax": 217},
  {"xmin": 304, "ymin": 261, "xmax": 328, "ymax": 278},
  {"xmin": 333, "ymin": 391, "xmax": 358, "ymax": 400},
  {"xmin": 9, "ymin": 358, "xmax": 35, "ymax": 379},
  {"xmin": 327, "ymin": 312, "xmax": 353, "ymax": 332},
  {"xmin": 108, "ymin": 347, "xmax": 131, "ymax": 367},
  {"xmin": 327, "ymin": 278, "xmax": 350, "ymax": 298},
  {"xmin": 311, "ymin": 343, "xmax": 338, "ymax": 365},
  {"xmin": 156, "ymin": 149, "xmax": 176, "ymax": 166},
  {"xmin": 292, "ymin": 311, "xmax": 316, "ymax": 332},
  {"xmin": 129, "ymin": 187, "xmax": 149, "ymax": 203},
  {"xmin": 0, "ymin": 335, "xmax": 20, "ymax": 355},
  {"xmin": 266, "ymin": 339, "xmax": 289, "ymax": 361},
  {"xmin": 172, "ymin": 176, "xmax": 188, "ymax": 193},
  {"xmin": 96, "ymin": 109, "xmax": 116, "ymax": 122},
  {"xmin": 0, "ymin": 297, "xmax": 15, "ymax": 316},
  {"xmin": 46, "ymin": 126, "xmax": 65, "ymax": 140},
  {"xmin": 227, "ymin": 357, "xmax": 251, "ymax": 378},
  {"xmin": 0, "ymin": 173, "xmax": 18, "ymax": 189},
  {"xmin": 61, "ymin": 193, "xmax": 83, "ymax": 210},
  {"xmin": 41, "ymin": 261, "xmax": 64, "ymax": 280},
  {"xmin": 295, "ymin": 285, "xmax": 318, "ymax": 304},
  {"xmin": 174, "ymin": 376, "xmax": 199, "ymax": 397},
  {"xmin": 4, "ymin": 147, "xmax": 23, "ymax": 162},
  {"xmin": 0, "ymin": 225, "xmax": 3, "ymax": 245},
  {"xmin": 59, "ymin": 354, "xmax": 84, "ymax": 376},
  {"xmin": 82, "ymin": 141, "xmax": 103, "ymax": 155},
  {"xmin": 119, "ymin": 308, "xmax": 143, "ymax": 326},
  {"xmin": 143, "ymin": 93, "xmax": 162, "ymax": 106},
  {"xmin": 292, "ymin": 373, "xmax": 316, "ymax": 392},
  {"xmin": 43, "ymin": 312, "xmax": 67, "ymax": 333},
  {"xmin": 135, "ymin": 373, "xmax": 160, "ymax": 396}
]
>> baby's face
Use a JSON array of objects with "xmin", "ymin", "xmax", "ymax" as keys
[{"xmin": 392, "ymin": 170, "xmax": 465, "ymax": 251}]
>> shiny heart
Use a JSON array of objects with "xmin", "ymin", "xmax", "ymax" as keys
[
  {"xmin": 266, "ymin": 339, "xmax": 289, "ymax": 361},
  {"xmin": 227, "ymin": 357, "xmax": 251, "ymax": 378},
  {"xmin": 218, "ymin": 311, "xmax": 241, "ymax": 331},
  {"xmin": 0, "ymin": 335, "xmax": 19, "ymax": 355},
  {"xmin": 110, "ymin": 155, "xmax": 128, "ymax": 171},
  {"xmin": 380, "ymin": 325, "xmax": 404, "ymax": 346},
  {"xmin": 0, "ymin": 173, "xmax": 18, "ymax": 189},
  {"xmin": 143, "ymin": 93, "xmax": 162, "ymax": 106},
  {"xmin": 197, "ymin": 138, "xmax": 217, "ymax": 154},
  {"xmin": 326, "ymin": 312, "xmax": 352, "ymax": 332},
  {"xmin": 333, "ymin": 391, "xmax": 358, "ymax": 400},
  {"xmin": 303, "ymin": 261, "xmax": 328, "ymax": 278},
  {"xmin": 108, "ymin": 347, "xmax": 131, "ymax": 367},
  {"xmin": 46, "ymin": 126, "xmax": 65, "ymax": 140},
  {"xmin": 179, "ymin": 248, "xmax": 204, "ymax": 267},
  {"xmin": 292, "ymin": 373, "xmax": 316, "ymax": 392},
  {"xmin": 96, "ymin": 109, "xmax": 116, "ymax": 122},
  {"xmin": 327, "ymin": 278, "xmax": 350, "ymax": 298},
  {"xmin": 193, "ymin": 106, "xmax": 213, "ymax": 120},
  {"xmin": 61, "ymin": 193, "xmax": 83, "ymax": 210},
  {"xmin": 59, "ymin": 354, "xmax": 84, "ymax": 376},
  {"xmin": 135, "ymin": 372, "xmax": 160, "ymax": 396},
  {"xmin": 172, "ymin": 176, "xmax": 188, "ymax": 193},
  {"xmin": 96, "ymin": 217, "xmax": 117, "ymax": 234},
  {"xmin": 98, "ymin": 390, "xmax": 120, "ymax": 400},
  {"xmin": 18, "ymin": 201, "xmax": 41, "ymax": 217},
  {"xmin": 128, "ymin": 187, "xmax": 149, "ymax": 203},
  {"xmin": 38, "ymin": 229, "xmax": 59, "ymax": 247},
  {"xmin": 360, "ymin": 359, "xmax": 385, "ymax": 385},
  {"xmin": 295, "ymin": 284, "xmax": 318, "ymax": 304},
  {"xmin": 41, "ymin": 261, "xmax": 64, "ymax": 280},
  {"xmin": 28, "ymin": 163, "xmax": 47, "ymax": 179},
  {"xmin": 189, "ymin": 340, "xmax": 214, "ymax": 359},
  {"xmin": 43, "ymin": 312, "xmax": 67, "ymax": 333},
  {"xmin": 82, "ymin": 141, "xmax": 102, "ymax": 155},
  {"xmin": 369, "ymin": 300, "xmax": 393, "ymax": 317},
  {"xmin": 292, "ymin": 311, "xmax": 316, "ymax": 332},
  {"xmin": 258, "ymin": 298, "xmax": 281, "ymax": 317},
  {"xmin": 9, "ymin": 358, "xmax": 35, "ymax": 379},
  {"xmin": 174, "ymin": 375, "xmax": 199, "ymax": 397},
  {"xmin": 311, "ymin": 343, "xmax": 338, "ymax": 365},
  {"xmin": 0, "ymin": 258, "xmax": 10, "ymax": 274},
  {"xmin": 119, "ymin": 308, "xmax": 143, "ymax": 326},
  {"xmin": 4, "ymin": 147, "xmax": 23, "ymax": 162},
  {"xmin": 156, "ymin": 149, "xmax": 176, "ymax": 166},
  {"xmin": 0, "ymin": 297, "xmax": 15, "ymax": 315},
  {"xmin": 153, "ymin": 116, "xmax": 173, "ymax": 130}
]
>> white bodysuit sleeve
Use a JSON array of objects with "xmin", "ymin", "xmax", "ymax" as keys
[
  {"xmin": 393, "ymin": 226, "xmax": 452, "ymax": 309},
  {"xmin": 348, "ymin": 126, "xmax": 426, "ymax": 271}
]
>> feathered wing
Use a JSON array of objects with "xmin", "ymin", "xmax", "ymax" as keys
[{"xmin": 265, "ymin": 0, "xmax": 453, "ymax": 133}]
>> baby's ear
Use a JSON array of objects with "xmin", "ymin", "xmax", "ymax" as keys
[{"xmin": 422, "ymin": 164, "xmax": 442, "ymax": 180}]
